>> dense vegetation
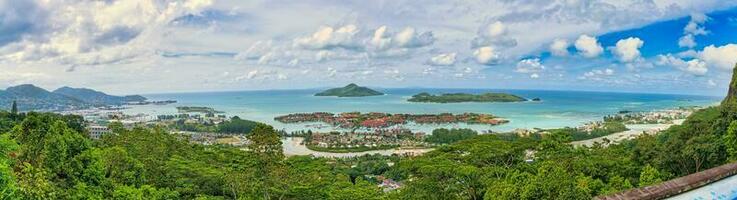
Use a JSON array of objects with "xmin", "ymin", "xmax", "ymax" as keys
[
  {"xmin": 1, "ymin": 64, "xmax": 735, "ymax": 199},
  {"xmin": 315, "ymin": 83, "xmax": 384, "ymax": 97},
  {"xmin": 549, "ymin": 121, "xmax": 628, "ymax": 141},
  {"xmin": 168, "ymin": 116, "xmax": 259, "ymax": 134},
  {"xmin": 424, "ymin": 128, "xmax": 478, "ymax": 144},
  {"xmin": 408, "ymin": 92, "xmax": 527, "ymax": 103}
]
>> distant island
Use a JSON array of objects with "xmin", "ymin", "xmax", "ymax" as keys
[
  {"xmin": 407, "ymin": 92, "xmax": 527, "ymax": 103},
  {"xmin": 0, "ymin": 84, "xmax": 148, "ymax": 111},
  {"xmin": 315, "ymin": 83, "xmax": 384, "ymax": 97},
  {"xmin": 176, "ymin": 106, "xmax": 223, "ymax": 114}
]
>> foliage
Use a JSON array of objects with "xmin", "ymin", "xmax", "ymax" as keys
[
  {"xmin": 425, "ymin": 128, "xmax": 478, "ymax": 144},
  {"xmin": 408, "ymin": 92, "xmax": 527, "ymax": 103}
]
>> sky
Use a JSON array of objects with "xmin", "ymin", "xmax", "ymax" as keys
[{"xmin": 1, "ymin": 0, "xmax": 737, "ymax": 96}]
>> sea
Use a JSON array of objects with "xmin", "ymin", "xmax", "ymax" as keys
[{"xmin": 123, "ymin": 88, "xmax": 722, "ymax": 134}]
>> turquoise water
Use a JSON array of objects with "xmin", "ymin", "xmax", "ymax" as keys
[{"xmin": 124, "ymin": 88, "xmax": 722, "ymax": 133}]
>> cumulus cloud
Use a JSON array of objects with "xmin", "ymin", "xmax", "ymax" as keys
[
  {"xmin": 0, "ymin": 0, "xmax": 214, "ymax": 66},
  {"xmin": 427, "ymin": 53, "xmax": 457, "ymax": 66},
  {"xmin": 678, "ymin": 13, "xmax": 710, "ymax": 48},
  {"xmin": 474, "ymin": 46, "xmax": 500, "ymax": 65},
  {"xmin": 549, "ymin": 39, "xmax": 570, "ymax": 56},
  {"xmin": 698, "ymin": 44, "xmax": 737, "ymax": 71},
  {"xmin": 368, "ymin": 26, "xmax": 434, "ymax": 51},
  {"xmin": 656, "ymin": 54, "xmax": 707, "ymax": 75},
  {"xmin": 574, "ymin": 35, "xmax": 604, "ymax": 58},
  {"xmin": 293, "ymin": 25, "xmax": 361, "ymax": 50},
  {"xmin": 471, "ymin": 21, "xmax": 517, "ymax": 49},
  {"xmin": 611, "ymin": 37, "xmax": 644, "ymax": 62},
  {"xmin": 515, "ymin": 58, "xmax": 545, "ymax": 73}
]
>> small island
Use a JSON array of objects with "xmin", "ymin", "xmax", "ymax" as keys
[
  {"xmin": 407, "ymin": 92, "xmax": 527, "ymax": 103},
  {"xmin": 315, "ymin": 83, "xmax": 384, "ymax": 97}
]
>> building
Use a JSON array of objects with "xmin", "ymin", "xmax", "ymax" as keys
[{"xmin": 87, "ymin": 125, "xmax": 111, "ymax": 140}]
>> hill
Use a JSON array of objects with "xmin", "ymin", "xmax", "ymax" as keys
[
  {"xmin": 0, "ymin": 84, "xmax": 89, "ymax": 111},
  {"xmin": 53, "ymin": 86, "xmax": 147, "ymax": 105},
  {"xmin": 0, "ymin": 84, "xmax": 148, "ymax": 111},
  {"xmin": 314, "ymin": 83, "xmax": 384, "ymax": 97},
  {"xmin": 407, "ymin": 92, "xmax": 527, "ymax": 103}
]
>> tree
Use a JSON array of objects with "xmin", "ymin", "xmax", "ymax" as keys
[
  {"xmin": 10, "ymin": 101, "xmax": 17, "ymax": 116},
  {"xmin": 638, "ymin": 165, "xmax": 662, "ymax": 187},
  {"xmin": 724, "ymin": 121, "xmax": 737, "ymax": 161},
  {"xmin": 245, "ymin": 123, "xmax": 285, "ymax": 199}
]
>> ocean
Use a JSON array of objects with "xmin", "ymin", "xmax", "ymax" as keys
[{"xmin": 123, "ymin": 88, "xmax": 722, "ymax": 133}]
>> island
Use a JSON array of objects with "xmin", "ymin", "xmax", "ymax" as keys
[
  {"xmin": 275, "ymin": 112, "xmax": 509, "ymax": 129},
  {"xmin": 407, "ymin": 92, "xmax": 527, "ymax": 103},
  {"xmin": 314, "ymin": 83, "xmax": 384, "ymax": 97}
]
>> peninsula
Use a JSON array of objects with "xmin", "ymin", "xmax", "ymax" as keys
[
  {"xmin": 314, "ymin": 83, "xmax": 384, "ymax": 97},
  {"xmin": 407, "ymin": 92, "xmax": 527, "ymax": 103}
]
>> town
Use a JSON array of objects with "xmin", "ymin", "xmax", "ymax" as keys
[{"xmin": 274, "ymin": 112, "xmax": 509, "ymax": 129}]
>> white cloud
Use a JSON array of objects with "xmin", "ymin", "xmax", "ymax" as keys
[
  {"xmin": 699, "ymin": 44, "xmax": 737, "ymax": 71},
  {"xmin": 656, "ymin": 54, "xmax": 708, "ymax": 75},
  {"xmin": 678, "ymin": 13, "xmax": 710, "ymax": 48},
  {"xmin": 235, "ymin": 40, "xmax": 273, "ymax": 60},
  {"xmin": 549, "ymin": 39, "xmax": 570, "ymax": 57},
  {"xmin": 471, "ymin": 21, "xmax": 517, "ymax": 49},
  {"xmin": 574, "ymin": 35, "xmax": 604, "ymax": 58},
  {"xmin": 428, "ymin": 53, "xmax": 457, "ymax": 66},
  {"xmin": 235, "ymin": 69, "xmax": 287, "ymax": 81},
  {"xmin": 580, "ymin": 68, "xmax": 615, "ymax": 80},
  {"xmin": 611, "ymin": 37, "xmax": 644, "ymax": 62},
  {"xmin": 515, "ymin": 58, "xmax": 545, "ymax": 73},
  {"xmin": 530, "ymin": 73, "xmax": 540, "ymax": 79},
  {"xmin": 678, "ymin": 35, "xmax": 696, "ymax": 48},
  {"xmin": 474, "ymin": 46, "xmax": 500, "ymax": 65},
  {"xmin": 293, "ymin": 25, "xmax": 360, "ymax": 50}
]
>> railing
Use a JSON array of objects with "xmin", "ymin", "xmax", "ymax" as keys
[{"xmin": 596, "ymin": 161, "xmax": 737, "ymax": 200}]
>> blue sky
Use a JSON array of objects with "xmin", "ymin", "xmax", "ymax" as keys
[{"xmin": 0, "ymin": 0, "xmax": 736, "ymax": 96}]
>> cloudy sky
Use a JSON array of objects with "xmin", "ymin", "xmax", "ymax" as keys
[{"xmin": 1, "ymin": 0, "xmax": 737, "ymax": 95}]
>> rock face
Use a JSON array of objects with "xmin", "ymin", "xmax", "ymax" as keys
[
  {"xmin": 315, "ymin": 83, "xmax": 384, "ymax": 97},
  {"xmin": 723, "ymin": 63, "xmax": 737, "ymax": 105}
]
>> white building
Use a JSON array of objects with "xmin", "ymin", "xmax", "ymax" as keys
[{"xmin": 87, "ymin": 125, "xmax": 111, "ymax": 140}]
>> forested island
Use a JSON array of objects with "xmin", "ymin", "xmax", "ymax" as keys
[
  {"xmin": 315, "ymin": 83, "xmax": 384, "ymax": 97},
  {"xmin": 407, "ymin": 92, "xmax": 527, "ymax": 103}
]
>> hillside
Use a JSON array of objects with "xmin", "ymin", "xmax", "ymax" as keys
[
  {"xmin": 53, "ymin": 86, "xmax": 147, "ymax": 105},
  {"xmin": 0, "ymin": 84, "xmax": 148, "ymax": 111},
  {"xmin": 315, "ymin": 83, "xmax": 384, "ymax": 97},
  {"xmin": 408, "ymin": 92, "xmax": 527, "ymax": 103},
  {"xmin": 0, "ymin": 84, "xmax": 89, "ymax": 111}
]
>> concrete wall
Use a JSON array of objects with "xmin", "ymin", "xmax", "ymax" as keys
[{"xmin": 596, "ymin": 162, "xmax": 737, "ymax": 200}]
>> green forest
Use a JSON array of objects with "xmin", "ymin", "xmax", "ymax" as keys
[{"xmin": 2, "ymin": 67, "xmax": 737, "ymax": 199}]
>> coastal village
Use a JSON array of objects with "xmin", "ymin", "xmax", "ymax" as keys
[{"xmin": 275, "ymin": 112, "xmax": 509, "ymax": 129}]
